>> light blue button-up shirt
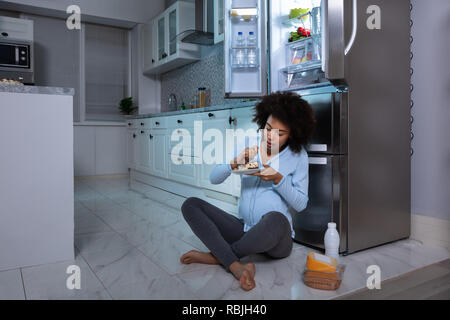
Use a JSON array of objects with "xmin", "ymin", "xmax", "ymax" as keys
[{"xmin": 210, "ymin": 134, "xmax": 309, "ymax": 238}]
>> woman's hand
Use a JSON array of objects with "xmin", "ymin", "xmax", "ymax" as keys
[
  {"xmin": 250, "ymin": 164, "xmax": 283, "ymax": 184},
  {"xmin": 230, "ymin": 146, "xmax": 258, "ymax": 170}
]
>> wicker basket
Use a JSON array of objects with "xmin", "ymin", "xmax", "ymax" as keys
[{"xmin": 303, "ymin": 265, "xmax": 345, "ymax": 290}]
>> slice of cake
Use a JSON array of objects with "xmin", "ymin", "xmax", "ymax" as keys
[{"xmin": 234, "ymin": 161, "xmax": 259, "ymax": 171}]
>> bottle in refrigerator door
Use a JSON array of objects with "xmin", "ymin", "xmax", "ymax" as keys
[
  {"xmin": 247, "ymin": 49, "xmax": 258, "ymax": 67},
  {"xmin": 247, "ymin": 31, "xmax": 257, "ymax": 46},
  {"xmin": 236, "ymin": 31, "xmax": 245, "ymax": 46},
  {"xmin": 247, "ymin": 32, "xmax": 258, "ymax": 67},
  {"xmin": 233, "ymin": 31, "xmax": 247, "ymax": 67}
]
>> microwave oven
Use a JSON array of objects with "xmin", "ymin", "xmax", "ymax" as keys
[
  {"xmin": 0, "ymin": 16, "xmax": 34, "ymax": 84},
  {"xmin": 0, "ymin": 40, "xmax": 34, "ymax": 84}
]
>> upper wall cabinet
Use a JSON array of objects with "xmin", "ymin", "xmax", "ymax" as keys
[
  {"xmin": 213, "ymin": 0, "xmax": 224, "ymax": 44},
  {"xmin": 142, "ymin": 1, "xmax": 202, "ymax": 75}
]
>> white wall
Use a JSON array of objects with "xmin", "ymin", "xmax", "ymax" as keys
[
  {"xmin": 411, "ymin": 0, "xmax": 450, "ymax": 221},
  {"xmin": 74, "ymin": 125, "xmax": 128, "ymax": 176},
  {"xmin": 131, "ymin": 24, "xmax": 161, "ymax": 115}
]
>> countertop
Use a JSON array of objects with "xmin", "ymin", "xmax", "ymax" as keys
[
  {"xmin": 126, "ymin": 100, "xmax": 259, "ymax": 119},
  {"xmin": 0, "ymin": 84, "xmax": 75, "ymax": 96}
]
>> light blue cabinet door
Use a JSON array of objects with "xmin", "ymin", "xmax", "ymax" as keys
[
  {"xmin": 137, "ymin": 129, "xmax": 152, "ymax": 174},
  {"xmin": 127, "ymin": 129, "xmax": 138, "ymax": 169},
  {"xmin": 230, "ymin": 106, "xmax": 259, "ymax": 196},
  {"xmin": 151, "ymin": 130, "xmax": 168, "ymax": 178},
  {"xmin": 198, "ymin": 111, "xmax": 233, "ymax": 194}
]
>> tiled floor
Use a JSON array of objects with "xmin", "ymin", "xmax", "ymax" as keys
[{"xmin": 1, "ymin": 175, "xmax": 449, "ymax": 300}]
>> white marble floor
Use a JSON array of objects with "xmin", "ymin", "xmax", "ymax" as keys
[{"xmin": 1, "ymin": 175, "xmax": 449, "ymax": 300}]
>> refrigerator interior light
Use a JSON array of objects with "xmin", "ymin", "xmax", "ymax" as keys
[{"xmin": 230, "ymin": 8, "xmax": 258, "ymax": 17}]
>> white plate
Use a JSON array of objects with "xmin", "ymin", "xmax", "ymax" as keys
[{"xmin": 231, "ymin": 168, "xmax": 261, "ymax": 175}]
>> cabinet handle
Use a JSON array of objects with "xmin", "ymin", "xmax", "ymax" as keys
[
  {"xmin": 149, "ymin": 134, "xmax": 153, "ymax": 139},
  {"xmin": 1, "ymin": 32, "xmax": 8, "ymax": 37},
  {"xmin": 162, "ymin": 52, "xmax": 167, "ymax": 58},
  {"xmin": 133, "ymin": 133, "xmax": 136, "ymax": 138},
  {"xmin": 128, "ymin": 123, "xmax": 132, "ymax": 126},
  {"xmin": 152, "ymin": 59, "xmax": 155, "ymax": 63},
  {"xmin": 208, "ymin": 113, "xmax": 214, "ymax": 118},
  {"xmin": 155, "ymin": 121, "xmax": 160, "ymax": 126},
  {"xmin": 229, "ymin": 116, "xmax": 236, "ymax": 125},
  {"xmin": 177, "ymin": 119, "xmax": 183, "ymax": 124},
  {"xmin": 141, "ymin": 122, "xmax": 144, "ymax": 126},
  {"xmin": 141, "ymin": 130, "xmax": 144, "ymax": 134}
]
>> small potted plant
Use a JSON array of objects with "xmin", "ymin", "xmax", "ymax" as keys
[{"xmin": 119, "ymin": 97, "xmax": 138, "ymax": 115}]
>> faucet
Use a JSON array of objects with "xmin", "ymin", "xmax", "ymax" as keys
[{"xmin": 168, "ymin": 93, "xmax": 178, "ymax": 111}]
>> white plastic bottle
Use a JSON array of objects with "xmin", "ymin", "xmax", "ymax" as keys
[
  {"xmin": 324, "ymin": 222, "xmax": 340, "ymax": 261},
  {"xmin": 235, "ymin": 32, "xmax": 246, "ymax": 66},
  {"xmin": 247, "ymin": 31, "xmax": 257, "ymax": 67},
  {"xmin": 236, "ymin": 31, "xmax": 245, "ymax": 46}
]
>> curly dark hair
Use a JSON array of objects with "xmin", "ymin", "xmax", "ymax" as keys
[{"xmin": 252, "ymin": 91, "xmax": 316, "ymax": 153}]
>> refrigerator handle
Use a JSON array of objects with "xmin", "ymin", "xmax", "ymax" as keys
[
  {"xmin": 322, "ymin": 0, "xmax": 345, "ymax": 83},
  {"xmin": 345, "ymin": 0, "xmax": 358, "ymax": 56}
]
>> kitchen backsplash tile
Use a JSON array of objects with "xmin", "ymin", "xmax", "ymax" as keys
[{"xmin": 160, "ymin": 44, "xmax": 244, "ymax": 112}]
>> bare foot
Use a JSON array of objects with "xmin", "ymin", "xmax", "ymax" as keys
[
  {"xmin": 180, "ymin": 250, "xmax": 220, "ymax": 265},
  {"xmin": 229, "ymin": 261, "xmax": 256, "ymax": 291}
]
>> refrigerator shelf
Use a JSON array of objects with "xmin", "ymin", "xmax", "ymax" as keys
[
  {"xmin": 230, "ymin": 7, "xmax": 259, "ymax": 23},
  {"xmin": 230, "ymin": 47, "xmax": 259, "ymax": 69},
  {"xmin": 279, "ymin": 65, "xmax": 326, "ymax": 91},
  {"xmin": 231, "ymin": 46, "xmax": 257, "ymax": 49},
  {"xmin": 280, "ymin": 61, "xmax": 322, "ymax": 74},
  {"xmin": 282, "ymin": 12, "xmax": 312, "ymax": 28},
  {"xmin": 231, "ymin": 64, "xmax": 260, "ymax": 69},
  {"xmin": 286, "ymin": 35, "xmax": 320, "ymax": 48}
]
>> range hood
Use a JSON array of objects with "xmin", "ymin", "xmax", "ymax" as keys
[{"xmin": 178, "ymin": 0, "xmax": 215, "ymax": 46}]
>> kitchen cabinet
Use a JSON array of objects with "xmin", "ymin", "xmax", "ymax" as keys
[
  {"xmin": 143, "ymin": 1, "xmax": 201, "ymax": 75},
  {"xmin": 127, "ymin": 105, "xmax": 258, "ymax": 197},
  {"xmin": 150, "ymin": 129, "xmax": 168, "ymax": 178},
  {"xmin": 213, "ymin": 0, "xmax": 225, "ymax": 44},
  {"xmin": 168, "ymin": 155, "xmax": 198, "ymax": 186},
  {"xmin": 229, "ymin": 106, "xmax": 258, "ymax": 196},
  {"xmin": 198, "ymin": 110, "xmax": 233, "ymax": 194},
  {"xmin": 142, "ymin": 22, "xmax": 157, "ymax": 72},
  {"xmin": 126, "ymin": 129, "xmax": 138, "ymax": 169},
  {"xmin": 137, "ymin": 129, "xmax": 152, "ymax": 174}
]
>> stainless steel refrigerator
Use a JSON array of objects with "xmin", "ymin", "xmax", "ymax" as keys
[{"xmin": 224, "ymin": 0, "xmax": 411, "ymax": 254}]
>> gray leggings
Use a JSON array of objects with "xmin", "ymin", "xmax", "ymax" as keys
[{"xmin": 181, "ymin": 197, "xmax": 293, "ymax": 271}]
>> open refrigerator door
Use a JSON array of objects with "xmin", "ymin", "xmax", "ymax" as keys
[
  {"xmin": 224, "ymin": 0, "xmax": 268, "ymax": 98},
  {"xmin": 269, "ymin": 0, "xmax": 330, "ymax": 92}
]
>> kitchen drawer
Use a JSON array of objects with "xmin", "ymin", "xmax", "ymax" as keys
[
  {"xmin": 150, "ymin": 117, "xmax": 167, "ymax": 129},
  {"xmin": 170, "ymin": 127, "xmax": 194, "ymax": 137},
  {"xmin": 197, "ymin": 109, "xmax": 230, "ymax": 121},
  {"xmin": 167, "ymin": 113, "xmax": 199, "ymax": 129},
  {"xmin": 125, "ymin": 119, "xmax": 139, "ymax": 129},
  {"xmin": 136, "ymin": 119, "xmax": 151, "ymax": 129},
  {"xmin": 230, "ymin": 106, "xmax": 256, "ymax": 119}
]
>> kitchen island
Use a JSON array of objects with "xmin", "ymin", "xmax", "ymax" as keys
[{"xmin": 0, "ymin": 84, "xmax": 75, "ymax": 271}]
